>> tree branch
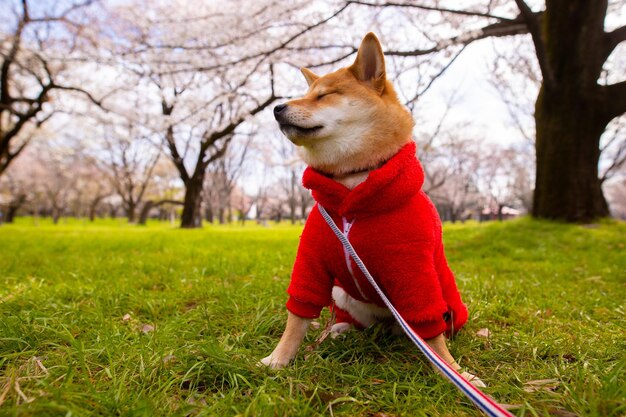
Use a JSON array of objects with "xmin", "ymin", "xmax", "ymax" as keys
[
  {"xmin": 386, "ymin": 14, "xmax": 530, "ymax": 57},
  {"xmin": 406, "ymin": 45, "xmax": 468, "ymax": 105},
  {"xmin": 155, "ymin": 3, "xmax": 351, "ymax": 75},
  {"xmin": 49, "ymin": 84, "xmax": 107, "ymax": 108},
  {"xmin": 512, "ymin": 0, "xmax": 554, "ymax": 88},
  {"xmin": 600, "ymin": 134, "xmax": 626, "ymax": 184},
  {"xmin": 136, "ymin": 153, "xmax": 160, "ymax": 204},
  {"xmin": 164, "ymin": 124, "xmax": 190, "ymax": 184},
  {"xmin": 603, "ymin": 25, "xmax": 626, "ymax": 61},
  {"xmin": 602, "ymin": 80, "xmax": 626, "ymax": 122},
  {"xmin": 346, "ymin": 0, "xmax": 517, "ymax": 21},
  {"xmin": 1, "ymin": 11, "xmax": 26, "ymax": 106}
]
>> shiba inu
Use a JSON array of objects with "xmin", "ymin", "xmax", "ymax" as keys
[{"xmin": 263, "ymin": 32, "xmax": 484, "ymax": 387}]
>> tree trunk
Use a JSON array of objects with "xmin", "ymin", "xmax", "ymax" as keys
[
  {"xmin": 141, "ymin": 199, "xmax": 184, "ymax": 225},
  {"xmin": 89, "ymin": 205, "xmax": 97, "ymax": 222},
  {"xmin": 52, "ymin": 208, "xmax": 61, "ymax": 224},
  {"xmin": 6, "ymin": 205, "xmax": 18, "ymax": 223},
  {"xmin": 127, "ymin": 202, "xmax": 137, "ymax": 223},
  {"xmin": 289, "ymin": 200, "xmax": 296, "ymax": 225},
  {"xmin": 533, "ymin": 89, "xmax": 609, "ymax": 221},
  {"xmin": 289, "ymin": 171, "xmax": 297, "ymax": 224},
  {"xmin": 205, "ymin": 205, "xmax": 214, "ymax": 223},
  {"xmin": 4, "ymin": 194, "xmax": 26, "ymax": 223},
  {"xmin": 89, "ymin": 196, "xmax": 104, "ymax": 222},
  {"xmin": 138, "ymin": 200, "xmax": 155, "ymax": 225},
  {"xmin": 531, "ymin": 0, "xmax": 613, "ymax": 222},
  {"xmin": 181, "ymin": 176, "xmax": 203, "ymax": 228},
  {"xmin": 300, "ymin": 201, "xmax": 307, "ymax": 222}
]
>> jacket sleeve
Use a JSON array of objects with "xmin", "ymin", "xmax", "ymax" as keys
[{"xmin": 286, "ymin": 205, "xmax": 334, "ymax": 318}]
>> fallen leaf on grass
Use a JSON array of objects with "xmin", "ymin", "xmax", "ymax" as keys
[
  {"xmin": 182, "ymin": 300, "xmax": 200, "ymax": 312},
  {"xmin": 476, "ymin": 328, "xmax": 491, "ymax": 338},
  {"xmin": 162, "ymin": 355, "xmax": 177, "ymax": 364},
  {"xmin": 304, "ymin": 314, "xmax": 335, "ymax": 359},
  {"xmin": 561, "ymin": 353, "xmax": 577, "ymax": 363},
  {"xmin": 298, "ymin": 384, "xmax": 342, "ymax": 403},
  {"xmin": 523, "ymin": 378, "xmax": 560, "ymax": 392},
  {"xmin": 186, "ymin": 395, "xmax": 207, "ymax": 406},
  {"xmin": 370, "ymin": 378, "xmax": 385, "ymax": 385},
  {"xmin": 122, "ymin": 313, "xmax": 131, "ymax": 321},
  {"xmin": 141, "ymin": 324, "xmax": 155, "ymax": 334},
  {"xmin": 370, "ymin": 413, "xmax": 397, "ymax": 417}
]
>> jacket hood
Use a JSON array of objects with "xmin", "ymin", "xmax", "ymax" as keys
[{"xmin": 302, "ymin": 141, "xmax": 424, "ymax": 219}]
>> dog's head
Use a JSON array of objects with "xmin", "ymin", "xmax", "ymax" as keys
[{"xmin": 274, "ymin": 33, "xmax": 414, "ymax": 175}]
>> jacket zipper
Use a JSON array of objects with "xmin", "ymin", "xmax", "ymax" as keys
[{"xmin": 342, "ymin": 217, "xmax": 369, "ymax": 301}]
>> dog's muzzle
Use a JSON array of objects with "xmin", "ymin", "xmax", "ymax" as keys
[{"xmin": 273, "ymin": 103, "xmax": 288, "ymax": 123}]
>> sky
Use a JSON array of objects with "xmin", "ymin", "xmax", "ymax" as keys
[{"xmin": 417, "ymin": 40, "xmax": 529, "ymax": 145}]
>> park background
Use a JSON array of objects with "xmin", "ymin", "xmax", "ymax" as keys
[{"xmin": 1, "ymin": 1, "xmax": 625, "ymax": 416}]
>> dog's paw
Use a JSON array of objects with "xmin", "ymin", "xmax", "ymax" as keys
[
  {"xmin": 460, "ymin": 371, "xmax": 487, "ymax": 388},
  {"xmin": 259, "ymin": 354, "xmax": 289, "ymax": 369},
  {"xmin": 330, "ymin": 322, "xmax": 353, "ymax": 339}
]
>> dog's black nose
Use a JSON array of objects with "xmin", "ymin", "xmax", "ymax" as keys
[{"xmin": 273, "ymin": 104, "xmax": 287, "ymax": 119}]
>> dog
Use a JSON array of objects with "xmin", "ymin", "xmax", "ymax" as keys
[{"xmin": 262, "ymin": 32, "xmax": 485, "ymax": 387}]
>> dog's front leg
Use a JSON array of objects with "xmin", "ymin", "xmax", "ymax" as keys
[
  {"xmin": 260, "ymin": 311, "xmax": 311, "ymax": 368},
  {"xmin": 425, "ymin": 333, "xmax": 486, "ymax": 387}
]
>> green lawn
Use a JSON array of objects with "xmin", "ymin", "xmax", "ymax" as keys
[{"xmin": 0, "ymin": 218, "xmax": 624, "ymax": 417}]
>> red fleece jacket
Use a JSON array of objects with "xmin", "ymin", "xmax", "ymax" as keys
[{"xmin": 286, "ymin": 142, "xmax": 468, "ymax": 339}]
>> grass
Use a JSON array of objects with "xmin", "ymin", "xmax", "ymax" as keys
[{"xmin": 0, "ymin": 217, "xmax": 624, "ymax": 417}]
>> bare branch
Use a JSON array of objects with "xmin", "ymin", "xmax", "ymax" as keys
[
  {"xmin": 164, "ymin": 125, "xmax": 190, "ymax": 184},
  {"xmin": 346, "ymin": 0, "xmax": 517, "ymax": 21},
  {"xmin": 386, "ymin": 15, "xmax": 530, "ymax": 57},
  {"xmin": 604, "ymin": 25, "xmax": 626, "ymax": 61},
  {"xmin": 406, "ymin": 45, "xmax": 467, "ymax": 105},
  {"xmin": 512, "ymin": 0, "xmax": 554, "ymax": 87},
  {"xmin": 154, "ymin": 3, "xmax": 351, "ymax": 75},
  {"xmin": 602, "ymin": 80, "xmax": 626, "ymax": 122},
  {"xmin": 49, "ymin": 84, "xmax": 107, "ymax": 108},
  {"xmin": 600, "ymin": 130, "xmax": 626, "ymax": 184}
]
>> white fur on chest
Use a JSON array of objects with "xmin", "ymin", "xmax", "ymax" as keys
[
  {"xmin": 335, "ymin": 171, "xmax": 369, "ymax": 189},
  {"xmin": 332, "ymin": 286, "xmax": 393, "ymax": 327}
]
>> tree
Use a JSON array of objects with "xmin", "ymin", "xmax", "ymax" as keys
[
  {"xmin": 99, "ymin": 0, "xmax": 296, "ymax": 228},
  {"xmin": 0, "ymin": 170, "xmax": 27, "ymax": 223},
  {"xmin": 41, "ymin": 153, "xmax": 76, "ymax": 224},
  {"xmin": 426, "ymin": 137, "xmax": 483, "ymax": 222},
  {"xmin": 522, "ymin": 0, "xmax": 624, "ymax": 221},
  {"xmin": 478, "ymin": 145, "xmax": 531, "ymax": 220},
  {"xmin": 137, "ymin": 158, "xmax": 183, "ymax": 225},
  {"xmin": 345, "ymin": 0, "xmax": 625, "ymax": 221},
  {"xmin": 0, "ymin": 0, "xmax": 103, "ymax": 177},
  {"xmin": 101, "ymin": 123, "xmax": 160, "ymax": 223}
]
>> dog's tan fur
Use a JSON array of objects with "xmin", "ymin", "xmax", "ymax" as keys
[{"xmin": 263, "ymin": 33, "xmax": 485, "ymax": 387}]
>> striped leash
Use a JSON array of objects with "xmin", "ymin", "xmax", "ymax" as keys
[{"xmin": 318, "ymin": 205, "xmax": 514, "ymax": 417}]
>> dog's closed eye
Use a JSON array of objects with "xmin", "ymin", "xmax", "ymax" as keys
[{"xmin": 317, "ymin": 91, "xmax": 338, "ymax": 100}]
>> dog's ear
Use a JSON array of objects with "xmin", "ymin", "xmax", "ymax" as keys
[
  {"xmin": 349, "ymin": 32, "xmax": 386, "ymax": 94},
  {"xmin": 301, "ymin": 68, "xmax": 320, "ymax": 87}
]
